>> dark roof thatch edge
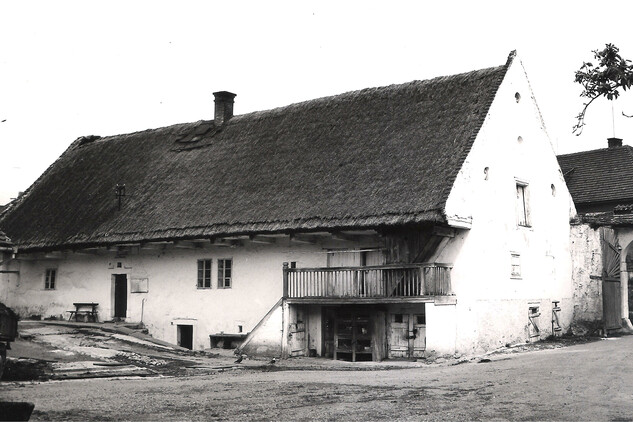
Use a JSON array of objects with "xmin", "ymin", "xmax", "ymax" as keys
[
  {"xmin": 13, "ymin": 209, "xmax": 445, "ymax": 252},
  {"xmin": 437, "ymin": 51, "xmax": 516, "ymax": 215}
]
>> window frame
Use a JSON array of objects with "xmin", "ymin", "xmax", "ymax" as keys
[
  {"xmin": 510, "ymin": 253, "xmax": 522, "ymax": 279},
  {"xmin": 197, "ymin": 259, "xmax": 212, "ymax": 289},
  {"xmin": 217, "ymin": 258, "xmax": 232, "ymax": 289},
  {"xmin": 515, "ymin": 180, "xmax": 531, "ymax": 227},
  {"xmin": 44, "ymin": 268, "xmax": 57, "ymax": 290}
]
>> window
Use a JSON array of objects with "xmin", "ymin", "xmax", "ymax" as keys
[
  {"xmin": 45, "ymin": 268, "xmax": 56, "ymax": 290},
  {"xmin": 197, "ymin": 259, "xmax": 212, "ymax": 288},
  {"xmin": 511, "ymin": 253, "xmax": 521, "ymax": 278},
  {"xmin": 218, "ymin": 259, "xmax": 232, "ymax": 288},
  {"xmin": 516, "ymin": 182, "xmax": 530, "ymax": 227}
]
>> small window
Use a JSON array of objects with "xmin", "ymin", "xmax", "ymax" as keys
[
  {"xmin": 516, "ymin": 182, "xmax": 531, "ymax": 227},
  {"xmin": 45, "ymin": 268, "xmax": 56, "ymax": 290},
  {"xmin": 394, "ymin": 314, "xmax": 403, "ymax": 323},
  {"xmin": 415, "ymin": 314, "xmax": 426, "ymax": 325},
  {"xmin": 511, "ymin": 253, "xmax": 522, "ymax": 278},
  {"xmin": 197, "ymin": 259, "xmax": 212, "ymax": 288},
  {"xmin": 218, "ymin": 259, "xmax": 232, "ymax": 288}
]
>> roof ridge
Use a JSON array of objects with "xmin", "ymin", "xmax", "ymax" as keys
[
  {"xmin": 557, "ymin": 144, "xmax": 633, "ymax": 158},
  {"xmin": 236, "ymin": 64, "xmax": 508, "ymax": 122}
]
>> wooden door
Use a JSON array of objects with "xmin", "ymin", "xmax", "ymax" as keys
[
  {"xmin": 333, "ymin": 308, "xmax": 373, "ymax": 361},
  {"xmin": 388, "ymin": 312, "xmax": 426, "ymax": 359},
  {"xmin": 289, "ymin": 308, "xmax": 306, "ymax": 356},
  {"xmin": 411, "ymin": 314, "xmax": 426, "ymax": 358},
  {"xmin": 388, "ymin": 313, "xmax": 410, "ymax": 358},
  {"xmin": 114, "ymin": 274, "xmax": 127, "ymax": 319},
  {"xmin": 601, "ymin": 227, "xmax": 622, "ymax": 330}
]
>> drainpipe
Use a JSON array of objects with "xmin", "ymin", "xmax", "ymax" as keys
[{"xmin": 140, "ymin": 298, "xmax": 146, "ymax": 327}]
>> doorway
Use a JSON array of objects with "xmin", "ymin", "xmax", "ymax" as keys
[
  {"xmin": 113, "ymin": 274, "xmax": 127, "ymax": 320},
  {"xmin": 388, "ymin": 311, "xmax": 426, "ymax": 359},
  {"xmin": 177, "ymin": 325, "xmax": 193, "ymax": 350}
]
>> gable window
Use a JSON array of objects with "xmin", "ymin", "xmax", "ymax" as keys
[
  {"xmin": 218, "ymin": 259, "xmax": 232, "ymax": 289},
  {"xmin": 197, "ymin": 259, "xmax": 212, "ymax": 288},
  {"xmin": 45, "ymin": 268, "xmax": 57, "ymax": 290},
  {"xmin": 516, "ymin": 181, "xmax": 530, "ymax": 227},
  {"xmin": 510, "ymin": 253, "xmax": 522, "ymax": 278}
]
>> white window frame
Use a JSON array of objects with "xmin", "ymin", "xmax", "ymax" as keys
[
  {"xmin": 197, "ymin": 259, "xmax": 212, "ymax": 289},
  {"xmin": 45, "ymin": 268, "xmax": 57, "ymax": 290},
  {"xmin": 217, "ymin": 258, "xmax": 232, "ymax": 289}
]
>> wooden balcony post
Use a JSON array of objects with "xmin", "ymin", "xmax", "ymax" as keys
[{"xmin": 282, "ymin": 262, "xmax": 289, "ymax": 298}]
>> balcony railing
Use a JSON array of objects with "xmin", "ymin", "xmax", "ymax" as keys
[{"xmin": 283, "ymin": 263, "xmax": 452, "ymax": 299}]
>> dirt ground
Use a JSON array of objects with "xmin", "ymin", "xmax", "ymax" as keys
[{"xmin": 1, "ymin": 322, "xmax": 632, "ymax": 421}]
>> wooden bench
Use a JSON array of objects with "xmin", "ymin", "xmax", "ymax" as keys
[
  {"xmin": 209, "ymin": 333, "xmax": 248, "ymax": 349},
  {"xmin": 67, "ymin": 302, "xmax": 99, "ymax": 322}
]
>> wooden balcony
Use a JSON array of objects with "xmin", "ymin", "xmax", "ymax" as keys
[{"xmin": 282, "ymin": 263, "xmax": 452, "ymax": 301}]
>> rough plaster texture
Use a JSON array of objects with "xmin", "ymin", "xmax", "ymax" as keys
[{"xmin": 570, "ymin": 224, "xmax": 603, "ymax": 328}]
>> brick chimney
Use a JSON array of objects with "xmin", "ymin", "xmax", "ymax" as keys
[
  {"xmin": 213, "ymin": 91, "xmax": 236, "ymax": 126},
  {"xmin": 608, "ymin": 137, "xmax": 623, "ymax": 148}
]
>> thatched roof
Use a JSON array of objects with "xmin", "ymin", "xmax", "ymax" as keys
[
  {"xmin": 557, "ymin": 145, "xmax": 633, "ymax": 210},
  {"xmin": 0, "ymin": 56, "xmax": 512, "ymax": 251}
]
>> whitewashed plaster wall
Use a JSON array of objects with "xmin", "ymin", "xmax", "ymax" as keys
[
  {"xmin": 440, "ymin": 55, "xmax": 577, "ymax": 354},
  {"xmin": 4, "ymin": 238, "xmax": 367, "ymax": 351},
  {"xmin": 569, "ymin": 224, "xmax": 603, "ymax": 328}
]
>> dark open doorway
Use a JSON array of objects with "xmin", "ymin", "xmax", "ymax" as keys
[
  {"xmin": 177, "ymin": 325, "xmax": 193, "ymax": 350},
  {"xmin": 114, "ymin": 274, "xmax": 127, "ymax": 320}
]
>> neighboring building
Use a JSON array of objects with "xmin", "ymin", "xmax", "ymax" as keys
[
  {"xmin": 0, "ymin": 51, "xmax": 576, "ymax": 359},
  {"xmin": 559, "ymin": 138, "xmax": 633, "ymax": 334}
]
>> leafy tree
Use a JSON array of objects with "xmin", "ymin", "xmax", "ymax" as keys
[{"xmin": 573, "ymin": 43, "xmax": 633, "ymax": 135}]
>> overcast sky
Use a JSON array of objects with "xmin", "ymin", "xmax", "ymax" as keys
[{"xmin": 2, "ymin": 1, "xmax": 633, "ymax": 205}]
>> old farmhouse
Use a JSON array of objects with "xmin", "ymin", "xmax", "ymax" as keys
[{"xmin": 0, "ymin": 52, "xmax": 576, "ymax": 360}]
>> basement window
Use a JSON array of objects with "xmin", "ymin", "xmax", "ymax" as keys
[
  {"xmin": 197, "ymin": 259, "xmax": 212, "ymax": 288},
  {"xmin": 218, "ymin": 259, "xmax": 232, "ymax": 289},
  {"xmin": 45, "ymin": 268, "xmax": 57, "ymax": 290}
]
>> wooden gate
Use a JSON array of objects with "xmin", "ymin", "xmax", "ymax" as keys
[{"xmin": 601, "ymin": 227, "xmax": 622, "ymax": 330}]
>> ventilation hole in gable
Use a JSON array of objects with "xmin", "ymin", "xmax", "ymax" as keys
[
  {"xmin": 484, "ymin": 167, "xmax": 489, "ymax": 180},
  {"xmin": 551, "ymin": 184, "xmax": 556, "ymax": 197},
  {"xmin": 515, "ymin": 92, "xmax": 521, "ymax": 103},
  {"xmin": 517, "ymin": 136, "xmax": 523, "ymax": 143}
]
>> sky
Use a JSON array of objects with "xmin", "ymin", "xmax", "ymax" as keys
[{"xmin": 3, "ymin": 1, "xmax": 633, "ymax": 205}]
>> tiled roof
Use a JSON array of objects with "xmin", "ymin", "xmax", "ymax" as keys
[
  {"xmin": 0, "ymin": 57, "xmax": 512, "ymax": 251},
  {"xmin": 557, "ymin": 146, "xmax": 633, "ymax": 207}
]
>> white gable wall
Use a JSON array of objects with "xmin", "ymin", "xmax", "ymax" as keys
[{"xmin": 440, "ymin": 55, "xmax": 577, "ymax": 353}]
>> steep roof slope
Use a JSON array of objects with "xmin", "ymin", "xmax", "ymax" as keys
[
  {"xmin": 0, "ymin": 59, "xmax": 511, "ymax": 251},
  {"xmin": 557, "ymin": 146, "xmax": 633, "ymax": 207}
]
